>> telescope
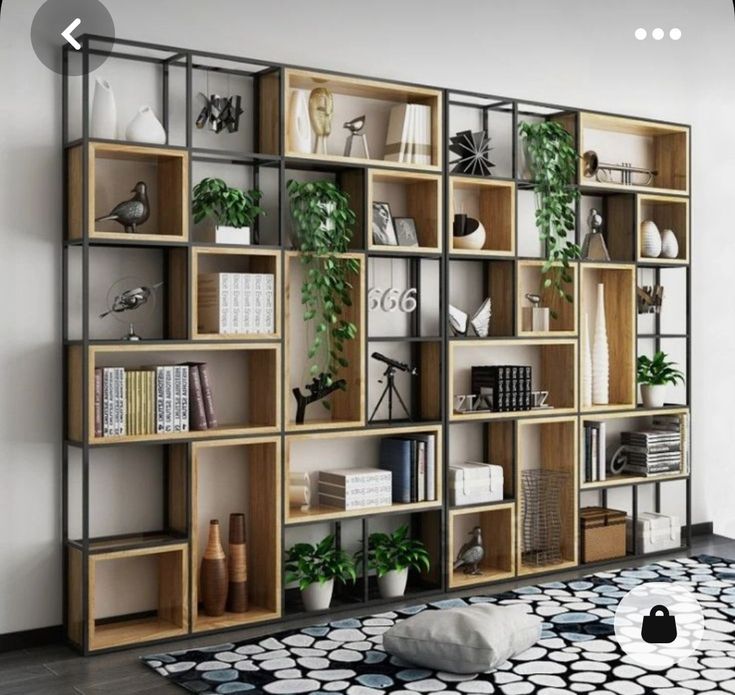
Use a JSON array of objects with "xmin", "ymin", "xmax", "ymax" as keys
[
  {"xmin": 582, "ymin": 150, "xmax": 657, "ymax": 187},
  {"xmin": 371, "ymin": 352, "xmax": 417, "ymax": 375}
]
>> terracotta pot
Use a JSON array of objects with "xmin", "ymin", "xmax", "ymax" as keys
[
  {"xmin": 200, "ymin": 520, "xmax": 227, "ymax": 616},
  {"xmin": 377, "ymin": 568, "xmax": 408, "ymax": 599}
]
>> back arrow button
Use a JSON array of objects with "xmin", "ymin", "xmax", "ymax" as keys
[{"xmin": 61, "ymin": 18, "xmax": 82, "ymax": 50}]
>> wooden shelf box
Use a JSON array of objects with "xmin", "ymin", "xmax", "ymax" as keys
[
  {"xmin": 285, "ymin": 251, "xmax": 365, "ymax": 431},
  {"xmin": 637, "ymin": 195, "xmax": 689, "ymax": 264},
  {"xmin": 192, "ymin": 247, "xmax": 281, "ymax": 340},
  {"xmin": 67, "ymin": 543, "xmax": 188, "ymax": 652},
  {"xmin": 283, "ymin": 69, "xmax": 442, "ymax": 170},
  {"xmin": 449, "ymin": 177, "xmax": 515, "ymax": 256},
  {"xmin": 192, "ymin": 438, "xmax": 281, "ymax": 632},
  {"xmin": 517, "ymin": 417, "xmax": 578, "ymax": 576},
  {"xmin": 285, "ymin": 424, "xmax": 443, "ymax": 524},
  {"xmin": 449, "ymin": 503, "xmax": 515, "ymax": 588},
  {"xmin": 580, "ymin": 263, "xmax": 636, "ymax": 412},
  {"xmin": 517, "ymin": 260, "xmax": 578, "ymax": 336},
  {"xmin": 579, "ymin": 113, "xmax": 689, "ymax": 195},
  {"xmin": 67, "ymin": 343, "xmax": 281, "ymax": 444},
  {"xmin": 67, "ymin": 142, "xmax": 189, "ymax": 242},
  {"xmin": 448, "ymin": 339, "xmax": 578, "ymax": 421}
]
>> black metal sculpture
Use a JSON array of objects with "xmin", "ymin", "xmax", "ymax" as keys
[
  {"xmin": 95, "ymin": 181, "xmax": 150, "ymax": 233},
  {"xmin": 292, "ymin": 374, "xmax": 346, "ymax": 425}
]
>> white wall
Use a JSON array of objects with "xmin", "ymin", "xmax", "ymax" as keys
[{"xmin": 0, "ymin": 0, "xmax": 733, "ymax": 634}]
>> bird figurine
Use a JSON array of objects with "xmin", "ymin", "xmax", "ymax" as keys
[
  {"xmin": 95, "ymin": 181, "xmax": 150, "ymax": 233},
  {"xmin": 454, "ymin": 526, "xmax": 485, "ymax": 575}
]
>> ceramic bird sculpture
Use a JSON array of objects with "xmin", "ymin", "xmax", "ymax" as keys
[
  {"xmin": 454, "ymin": 526, "xmax": 485, "ymax": 575},
  {"xmin": 95, "ymin": 181, "xmax": 150, "ymax": 233}
]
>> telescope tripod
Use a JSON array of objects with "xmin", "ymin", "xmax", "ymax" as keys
[{"xmin": 369, "ymin": 364, "xmax": 412, "ymax": 423}]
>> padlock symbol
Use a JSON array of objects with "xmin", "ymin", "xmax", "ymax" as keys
[{"xmin": 641, "ymin": 604, "xmax": 677, "ymax": 644}]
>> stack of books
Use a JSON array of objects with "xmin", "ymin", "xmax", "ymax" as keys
[
  {"xmin": 198, "ymin": 272, "xmax": 275, "ymax": 335},
  {"xmin": 471, "ymin": 365, "xmax": 533, "ymax": 412},
  {"xmin": 378, "ymin": 433, "xmax": 437, "ymax": 504},
  {"xmin": 94, "ymin": 363, "xmax": 217, "ymax": 437},
  {"xmin": 384, "ymin": 103, "xmax": 432, "ymax": 165},
  {"xmin": 621, "ymin": 426, "xmax": 681, "ymax": 476},
  {"xmin": 317, "ymin": 468, "xmax": 392, "ymax": 511},
  {"xmin": 582, "ymin": 420, "xmax": 607, "ymax": 483}
]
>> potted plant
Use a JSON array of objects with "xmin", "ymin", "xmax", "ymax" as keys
[
  {"xmin": 287, "ymin": 180, "xmax": 359, "ymax": 421},
  {"xmin": 637, "ymin": 351, "xmax": 685, "ymax": 408},
  {"xmin": 285, "ymin": 534, "xmax": 357, "ymax": 611},
  {"xmin": 518, "ymin": 121, "xmax": 580, "ymax": 312},
  {"xmin": 357, "ymin": 525, "xmax": 431, "ymax": 599},
  {"xmin": 192, "ymin": 177, "xmax": 264, "ymax": 244}
]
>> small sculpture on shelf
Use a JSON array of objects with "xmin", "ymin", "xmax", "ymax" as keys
[
  {"xmin": 523, "ymin": 293, "xmax": 550, "ymax": 333},
  {"xmin": 369, "ymin": 352, "xmax": 417, "ymax": 423},
  {"xmin": 196, "ymin": 93, "xmax": 244, "ymax": 133},
  {"xmin": 293, "ymin": 373, "xmax": 346, "ymax": 425},
  {"xmin": 308, "ymin": 87, "xmax": 334, "ymax": 154},
  {"xmin": 449, "ymin": 130, "xmax": 495, "ymax": 177},
  {"xmin": 99, "ymin": 277, "xmax": 163, "ymax": 341},
  {"xmin": 95, "ymin": 181, "xmax": 150, "ymax": 234},
  {"xmin": 637, "ymin": 285, "xmax": 665, "ymax": 314},
  {"xmin": 343, "ymin": 115, "xmax": 370, "ymax": 158},
  {"xmin": 581, "ymin": 207, "xmax": 610, "ymax": 261},
  {"xmin": 449, "ymin": 298, "xmax": 492, "ymax": 337},
  {"xmin": 453, "ymin": 526, "xmax": 485, "ymax": 575},
  {"xmin": 452, "ymin": 213, "xmax": 486, "ymax": 251}
]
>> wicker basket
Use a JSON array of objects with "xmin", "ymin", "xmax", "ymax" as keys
[{"xmin": 580, "ymin": 506, "xmax": 626, "ymax": 563}]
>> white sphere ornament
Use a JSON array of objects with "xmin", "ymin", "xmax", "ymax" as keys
[
  {"xmin": 660, "ymin": 228, "xmax": 679, "ymax": 259},
  {"xmin": 640, "ymin": 219, "xmax": 662, "ymax": 258},
  {"xmin": 126, "ymin": 106, "xmax": 167, "ymax": 144}
]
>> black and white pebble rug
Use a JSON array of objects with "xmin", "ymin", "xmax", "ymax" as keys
[{"xmin": 142, "ymin": 555, "xmax": 735, "ymax": 694}]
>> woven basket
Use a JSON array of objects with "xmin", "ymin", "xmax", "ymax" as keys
[{"xmin": 580, "ymin": 506, "xmax": 626, "ymax": 563}]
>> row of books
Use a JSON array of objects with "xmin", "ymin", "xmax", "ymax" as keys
[
  {"xmin": 378, "ymin": 434, "xmax": 437, "ymax": 504},
  {"xmin": 198, "ymin": 272, "xmax": 275, "ymax": 335},
  {"xmin": 582, "ymin": 420, "xmax": 607, "ymax": 482},
  {"xmin": 471, "ymin": 365, "xmax": 533, "ymax": 412},
  {"xmin": 94, "ymin": 363, "xmax": 217, "ymax": 438},
  {"xmin": 384, "ymin": 103, "xmax": 432, "ymax": 165}
]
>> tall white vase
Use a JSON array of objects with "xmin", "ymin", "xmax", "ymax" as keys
[
  {"xmin": 91, "ymin": 78, "xmax": 116, "ymax": 139},
  {"xmin": 582, "ymin": 312, "xmax": 593, "ymax": 408},
  {"xmin": 591, "ymin": 283, "xmax": 609, "ymax": 405},
  {"xmin": 289, "ymin": 89, "xmax": 312, "ymax": 153},
  {"xmin": 126, "ymin": 106, "xmax": 166, "ymax": 144}
]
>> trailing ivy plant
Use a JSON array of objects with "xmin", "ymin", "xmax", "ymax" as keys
[
  {"xmin": 285, "ymin": 535, "xmax": 357, "ymax": 591},
  {"xmin": 519, "ymin": 120, "xmax": 580, "ymax": 306},
  {"xmin": 192, "ymin": 177, "xmax": 264, "ymax": 228},
  {"xmin": 287, "ymin": 180, "xmax": 359, "ymax": 398}
]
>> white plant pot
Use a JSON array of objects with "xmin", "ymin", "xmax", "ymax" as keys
[
  {"xmin": 641, "ymin": 384, "xmax": 667, "ymax": 408},
  {"xmin": 377, "ymin": 568, "xmax": 409, "ymax": 599},
  {"xmin": 640, "ymin": 219, "xmax": 662, "ymax": 258},
  {"xmin": 660, "ymin": 229, "xmax": 679, "ymax": 259},
  {"xmin": 301, "ymin": 578, "xmax": 334, "ymax": 612},
  {"xmin": 91, "ymin": 77, "xmax": 117, "ymax": 139},
  {"xmin": 289, "ymin": 89, "xmax": 312, "ymax": 153},
  {"xmin": 126, "ymin": 106, "xmax": 167, "ymax": 144},
  {"xmin": 213, "ymin": 225, "xmax": 250, "ymax": 245}
]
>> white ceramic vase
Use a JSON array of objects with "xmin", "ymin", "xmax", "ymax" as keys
[
  {"xmin": 377, "ymin": 568, "xmax": 409, "ymax": 599},
  {"xmin": 591, "ymin": 283, "xmax": 609, "ymax": 405},
  {"xmin": 641, "ymin": 384, "xmax": 666, "ymax": 408},
  {"xmin": 640, "ymin": 219, "xmax": 662, "ymax": 258},
  {"xmin": 91, "ymin": 77, "xmax": 116, "ymax": 139},
  {"xmin": 126, "ymin": 106, "xmax": 166, "ymax": 144},
  {"xmin": 453, "ymin": 220, "xmax": 486, "ymax": 250},
  {"xmin": 289, "ymin": 89, "xmax": 312, "ymax": 153},
  {"xmin": 660, "ymin": 229, "xmax": 679, "ymax": 259},
  {"xmin": 301, "ymin": 578, "xmax": 334, "ymax": 612},
  {"xmin": 582, "ymin": 312, "xmax": 593, "ymax": 408}
]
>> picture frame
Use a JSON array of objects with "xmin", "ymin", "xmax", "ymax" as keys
[
  {"xmin": 393, "ymin": 216, "xmax": 419, "ymax": 247},
  {"xmin": 372, "ymin": 201, "xmax": 398, "ymax": 246}
]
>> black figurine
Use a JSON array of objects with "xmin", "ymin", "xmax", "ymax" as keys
[
  {"xmin": 95, "ymin": 181, "xmax": 150, "ymax": 233},
  {"xmin": 292, "ymin": 374, "xmax": 346, "ymax": 424}
]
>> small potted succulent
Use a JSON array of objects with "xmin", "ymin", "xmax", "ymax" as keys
[
  {"xmin": 285, "ymin": 535, "xmax": 356, "ymax": 611},
  {"xmin": 192, "ymin": 177, "xmax": 265, "ymax": 244},
  {"xmin": 637, "ymin": 351, "xmax": 685, "ymax": 408},
  {"xmin": 358, "ymin": 525, "xmax": 431, "ymax": 599}
]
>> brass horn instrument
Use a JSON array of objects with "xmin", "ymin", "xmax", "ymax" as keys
[{"xmin": 582, "ymin": 150, "xmax": 657, "ymax": 186}]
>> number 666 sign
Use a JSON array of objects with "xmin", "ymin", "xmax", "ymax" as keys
[{"xmin": 368, "ymin": 287, "xmax": 417, "ymax": 313}]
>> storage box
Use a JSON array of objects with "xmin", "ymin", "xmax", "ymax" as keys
[
  {"xmin": 580, "ymin": 506, "xmax": 627, "ymax": 563},
  {"xmin": 449, "ymin": 461, "xmax": 503, "ymax": 506},
  {"xmin": 627, "ymin": 512, "xmax": 681, "ymax": 554},
  {"xmin": 317, "ymin": 468, "xmax": 392, "ymax": 510}
]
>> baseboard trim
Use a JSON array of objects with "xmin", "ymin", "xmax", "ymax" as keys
[
  {"xmin": 691, "ymin": 521, "xmax": 714, "ymax": 537},
  {"xmin": 0, "ymin": 625, "xmax": 63, "ymax": 653}
]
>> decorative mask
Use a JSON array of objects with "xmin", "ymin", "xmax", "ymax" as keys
[{"xmin": 308, "ymin": 88, "xmax": 334, "ymax": 137}]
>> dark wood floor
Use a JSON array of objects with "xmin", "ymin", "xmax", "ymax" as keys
[{"xmin": 1, "ymin": 533, "xmax": 733, "ymax": 695}]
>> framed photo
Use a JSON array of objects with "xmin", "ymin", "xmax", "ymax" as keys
[
  {"xmin": 394, "ymin": 217, "xmax": 419, "ymax": 247},
  {"xmin": 372, "ymin": 201, "xmax": 398, "ymax": 246}
]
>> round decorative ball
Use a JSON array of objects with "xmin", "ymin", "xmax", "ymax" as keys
[
  {"xmin": 660, "ymin": 228, "xmax": 679, "ymax": 259},
  {"xmin": 640, "ymin": 219, "xmax": 662, "ymax": 258}
]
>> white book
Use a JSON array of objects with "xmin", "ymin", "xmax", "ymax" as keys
[
  {"xmin": 243, "ymin": 273, "xmax": 254, "ymax": 334},
  {"xmin": 155, "ymin": 367, "xmax": 165, "ymax": 434},
  {"xmin": 419, "ymin": 105, "xmax": 432, "ymax": 165},
  {"xmin": 384, "ymin": 103, "xmax": 409, "ymax": 162},
  {"xmin": 179, "ymin": 365, "xmax": 189, "ymax": 432},
  {"xmin": 232, "ymin": 273, "xmax": 242, "ymax": 335},
  {"xmin": 103, "ymin": 368, "xmax": 114, "ymax": 437},
  {"xmin": 172, "ymin": 365, "xmax": 181, "ymax": 432},
  {"xmin": 405, "ymin": 104, "xmax": 416, "ymax": 163},
  {"xmin": 164, "ymin": 366, "xmax": 174, "ymax": 433},
  {"xmin": 414, "ymin": 434, "xmax": 436, "ymax": 501},
  {"xmin": 117, "ymin": 368, "xmax": 126, "ymax": 436},
  {"xmin": 263, "ymin": 274, "xmax": 275, "ymax": 334},
  {"xmin": 598, "ymin": 421, "xmax": 607, "ymax": 481},
  {"xmin": 254, "ymin": 274, "xmax": 264, "ymax": 334},
  {"xmin": 590, "ymin": 427, "xmax": 598, "ymax": 482},
  {"xmin": 220, "ymin": 273, "xmax": 231, "ymax": 334},
  {"xmin": 416, "ymin": 440, "xmax": 426, "ymax": 503}
]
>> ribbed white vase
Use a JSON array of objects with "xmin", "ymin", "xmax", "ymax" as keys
[
  {"xmin": 582, "ymin": 312, "xmax": 593, "ymax": 408},
  {"xmin": 640, "ymin": 219, "xmax": 662, "ymax": 258},
  {"xmin": 660, "ymin": 229, "xmax": 679, "ymax": 259},
  {"xmin": 289, "ymin": 89, "xmax": 312, "ymax": 153},
  {"xmin": 591, "ymin": 283, "xmax": 609, "ymax": 405},
  {"xmin": 91, "ymin": 77, "xmax": 116, "ymax": 139}
]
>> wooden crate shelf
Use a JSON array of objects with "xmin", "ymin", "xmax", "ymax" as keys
[
  {"xmin": 580, "ymin": 263, "xmax": 636, "ymax": 412},
  {"xmin": 449, "ymin": 502, "xmax": 515, "ymax": 588},
  {"xmin": 578, "ymin": 113, "xmax": 689, "ymax": 195},
  {"xmin": 517, "ymin": 260, "xmax": 578, "ymax": 336},
  {"xmin": 67, "ymin": 141, "xmax": 189, "ymax": 243},
  {"xmin": 637, "ymin": 194, "xmax": 689, "ymax": 264},
  {"xmin": 192, "ymin": 437, "xmax": 281, "ymax": 632},
  {"xmin": 449, "ymin": 177, "xmax": 515, "ymax": 256}
]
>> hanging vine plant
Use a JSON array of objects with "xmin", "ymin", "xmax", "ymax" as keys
[
  {"xmin": 287, "ymin": 180, "xmax": 359, "ymax": 420},
  {"xmin": 519, "ymin": 120, "xmax": 580, "ymax": 305}
]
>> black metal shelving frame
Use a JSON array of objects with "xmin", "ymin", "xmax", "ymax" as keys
[{"xmin": 62, "ymin": 34, "xmax": 692, "ymax": 655}]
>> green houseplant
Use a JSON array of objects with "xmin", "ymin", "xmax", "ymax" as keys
[
  {"xmin": 637, "ymin": 351, "xmax": 685, "ymax": 408},
  {"xmin": 287, "ymin": 180, "xmax": 359, "ymax": 421},
  {"xmin": 285, "ymin": 534, "xmax": 357, "ymax": 611},
  {"xmin": 518, "ymin": 121, "xmax": 580, "ymax": 309},
  {"xmin": 192, "ymin": 177, "xmax": 264, "ymax": 243},
  {"xmin": 357, "ymin": 525, "xmax": 431, "ymax": 599}
]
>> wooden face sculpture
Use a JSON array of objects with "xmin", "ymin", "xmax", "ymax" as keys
[{"xmin": 308, "ymin": 87, "xmax": 334, "ymax": 137}]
